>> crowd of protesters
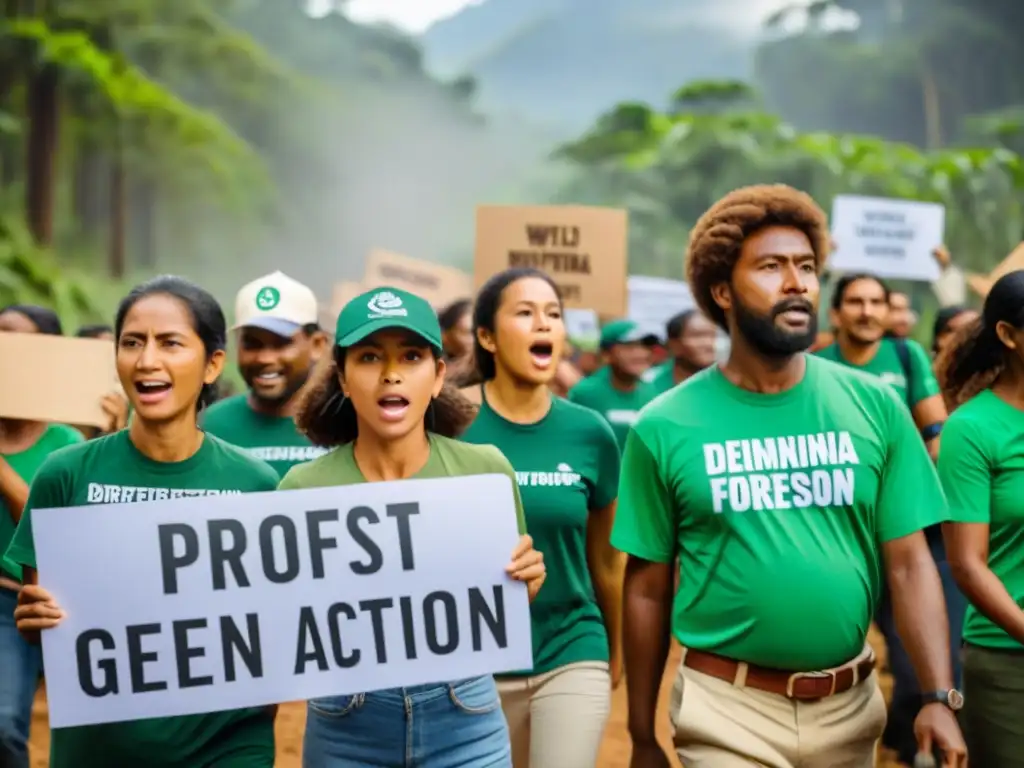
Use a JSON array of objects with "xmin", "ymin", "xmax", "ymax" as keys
[{"xmin": 3, "ymin": 182, "xmax": 1024, "ymax": 767}]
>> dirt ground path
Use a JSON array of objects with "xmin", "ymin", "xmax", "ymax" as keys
[{"xmin": 28, "ymin": 628, "xmax": 901, "ymax": 767}]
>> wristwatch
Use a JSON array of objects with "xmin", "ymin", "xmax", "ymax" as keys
[{"xmin": 922, "ymin": 689, "xmax": 964, "ymax": 711}]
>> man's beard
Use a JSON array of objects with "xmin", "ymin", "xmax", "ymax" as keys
[
  {"xmin": 248, "ymin": 368, "xmax": 311, "ymax": 407},
  {"xmin": 733, "ymin": 295, "xmax": 817, "ymax": 358}
]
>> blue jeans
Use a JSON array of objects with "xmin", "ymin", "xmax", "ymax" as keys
[
  {"xmin": 0, "ymin": 588, "xmax": 42, "ymax": 768},
  {"xmin": 877, "ymin": 529, "xmax": 966, "ymax": 765},
  {"xmin": 303, "ymin": 676, "xmax": 512, "ymax": 768}
]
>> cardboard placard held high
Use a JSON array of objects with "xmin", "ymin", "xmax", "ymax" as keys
[
  {"xmin": 474, "ymin": 205, "xmax": 628, "ymax": 316},
  {"xmin": 363, "ymin": 249, "xmax": 473, "ymax": 309}
]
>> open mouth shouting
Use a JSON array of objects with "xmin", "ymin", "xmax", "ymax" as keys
[
  {"xmin": 529, "ymin": 341, "xmax": 554, "ymax": 369},
  {"xmin": 377, "ymin": 394, "xmax": 411, "ymax": 422},
  {"xmin": 134, "ymin": 379, "xmax": 172, "ymax": 405}
]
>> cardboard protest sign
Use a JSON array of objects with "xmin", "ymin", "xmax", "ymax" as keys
[
  {"xmin": 363, "ymin": 249, "xmax": 473, "ymax": 309},
  {"xmin": 627, "ymin": 276, "xmax": 695, "ymax": 340},
  {"xmin": 0, "ymin": 333, "xmax": 119, "ymax": 427},
  {"xmin": 966, "ymin": 242, "xmax": 1024, "ymax": 298},
  {"xmin": 32, "ymin": 474, "xmax": 531, "ymax": 728},
  {"xmin": 830, "ymin": 195, "xmax": 945, "ymax": 282},
  {"xmin": 474, "ymin": 206, "xmax": 628, "ymax": 315}
]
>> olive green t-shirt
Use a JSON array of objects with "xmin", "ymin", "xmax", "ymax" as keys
[
  {"xmin": 938, "ymin": 390, "xmax": 1024, "ymax": 650},
  {"xmin": 278, "ymin": 433, "xmax": 526, "ymax": 533},
  {"xmin": 567, "ymin": 367, "xmax": 659, "ymax": 449},
  {"xmin": 816, "ymin": 337, "xmax": 939, "ymax": 408},
  {"xmin": 3, "ymin": 431, "xmax": 279, "ymax": 768},
  {"xmin": 461, "ymin": 395, "xmax": 621, "ymax": 674},
  {"xmin": 1, "ymin": 423, "xmax": 83, "ymax": 580},
  {"xmin": 201, "ymin": 393, "xmax": 328, "ymax": 475},
  {"xmin": 611, "ymin": 355, "xmax": 948, "ymax": 670}
]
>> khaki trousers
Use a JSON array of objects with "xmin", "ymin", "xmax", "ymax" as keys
[
  {"xmin": 497, "ymin": 661, "xmax": 611, "ymax": 768},
  {"xmin": 670, "ymin": 650, "xmax": 887, "ymax": 767}
]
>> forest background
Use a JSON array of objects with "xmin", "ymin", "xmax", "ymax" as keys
[{"xmin": 1, "ymin": 0, "xmax": 1022, "ymax": 346}]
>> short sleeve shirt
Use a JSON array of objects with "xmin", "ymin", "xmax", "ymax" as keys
[
  {"xmin": 816, "ymin": 337, "xmax": 940, "ymax": 408},
  {"xmin": 610, "ymin": 355, "xmax": 948, "ymax": 670},
  {"xmin": 2, "ymin": 431, "xmax": 278, "ymax": 768},
  {"xmin": 461, "ymin": 395, "xmax": 621, "ymax": 673},
  {"xmin": 938, "ymin": 390, "xmax": 1024, "ymax": 650}
]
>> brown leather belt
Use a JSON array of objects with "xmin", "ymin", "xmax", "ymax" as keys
[{"xmin": 682, "ymin": 645, "xmax": 876, "ymax": 700}]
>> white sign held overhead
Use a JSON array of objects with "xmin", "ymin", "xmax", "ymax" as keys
[
  {"xmin": 830, "ymin": 195, "xmax": 945, "ymax": 282},
  {"xmin": 564, "ymin": 309, "xmax": 600, "ymax": 342},
  {"xmin": 626, "ymin": 276, "xmax": 695, "ymax": 340},
  {"xmin": 32, "ymin": 475, "xmax": 532, "ymax": 729}
]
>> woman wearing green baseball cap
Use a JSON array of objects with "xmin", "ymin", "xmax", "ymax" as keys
[
  {"xmin": 460, "ymin": 268, "xmax": 623, "ymax": 768},
  {"xmin": 281, "ymin": 285, "xmax": 545, "ymax": 767}
]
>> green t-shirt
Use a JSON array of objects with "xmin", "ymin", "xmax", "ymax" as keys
[
  {"xmin": 461, "ymin": 395, "xmax": 621, "ymax": 674},
  {"xmin": 610, "ymin": 355, "xmax": 948, "ymax": 671},
  {"xmin": 1, "ymin": 423, "xmax": 83, "ymax": 580},
  {"xmin": 2, "ymin": 431, "xmax": 279, "ymax": 768},
  {"xmin": 938, "ymin": 390, "xmax": 1024, "ymax": 650},
  {"xmin": 816, "ymin": 337, "xmax": 940, "ymax": 408},
  {"xmin": 201, "ymin": 394, "xmax": 328, "ymax": 476},
  {"xmin": 642, "ymin": 362, "xmax": 679, "ymax": 396},
  {"xmin": 567, "ymin": 367, "xmax": 658, "ymax": 449}
]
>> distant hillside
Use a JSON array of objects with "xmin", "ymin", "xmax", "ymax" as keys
[{"xmin": 422, "ymin": 0, "xmax": 761, "ymax": 134}]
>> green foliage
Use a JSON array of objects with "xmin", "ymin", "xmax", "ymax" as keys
[
  {"xmin": 556, "ymin": 80, "xmax": 1024, "ymax": 278},
  {"xmin": 0, "ymin": 215, "xmax": 115, "ymax": 328}
]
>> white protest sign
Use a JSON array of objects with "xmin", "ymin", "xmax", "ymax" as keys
[
  {"xmin": 32, "ymin": 474, "xmax": 531, "ymax": 728},
  {"xmin": 627, "ymin": 276, "xmax": 695, "ymax": 340},
  {"xmin": 830, "ymin": 195, "xmax": 945, "ymax": 282},
  {"xmin": 563, "ymin": 309, "xmax": 599, "ymax": 343}
]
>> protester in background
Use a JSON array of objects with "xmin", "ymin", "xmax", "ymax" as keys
[
  {"xmin": 937, "ymin": 270, "xmax": 1024, "ymax": 766},
  {"xmin": 643, "ymin": 309, "xmax": 717, "ymax": 395},
  {"xmin": 201, "ymin": 271, "xmax": 329, "ymax": 476},
  {"xmin": 75, "ymin": 323, "xmax": 114, "ymax": 341},
  {"xmin": 70, "ymin": 322, "xmax": 131, "ymax": 438},
  {"xmin": 0, "ymin": 305, "xmax": 84, "ymax": 768},
  {"xmin": 818, "ymin": 274, "xmax": 947, "ymax": 460},
  {"xmin": 614, "ymin": 185, "xmax": 965, "ymax": 768},
  {"xmin": 567, "ymin": 320, "xmax": 658, "ymax": 449},
  {"xmin": 461, "ymin": 268, "xmax": 623, "ymax": 768},
  {"xmin": 933, "ymin": 305, "xmax": 979, "ymax": 359},
  {"xmin": 887, "ymin": 290, "xmax": 917, "ymax": 338},
  {"xmin": 6, "ymin": 276, "xmax": 280, "ymax": 768},
  {"xmin": 439, "ymin": 298, "xmax": 473, "ymax": 361},
  {"xmin": 280, "ymin": 285, "xmax": 545, "ymax": 768}
]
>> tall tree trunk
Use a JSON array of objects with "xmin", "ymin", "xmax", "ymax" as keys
[
  {"xmin": 132, "ymin": 177, "xmax": 157, "ymax": 269},
  {"xmin": 25, "ymin": 65, "xmax": 60, "ymax": 246},
  {"xmin": 73, "ymin": 145, "xmax": 108, "ymax": 238},
  {"xmin": 921, "ymin": 64, "xmax": 943, "ymax": 150},
  {"xmin": 109, "ymin": 151, "xmax": 126, "ymax": 278}
]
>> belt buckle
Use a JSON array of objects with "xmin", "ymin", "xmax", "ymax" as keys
[{"xmin": 785, "ymin": 669, "xmax": 837, "ymax": 699}]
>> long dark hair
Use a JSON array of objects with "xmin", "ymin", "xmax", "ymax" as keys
[
  {"xmin": 472, "ymin": 267, "xmax": 563, "ymax": 382},
  {"xmin": 937, "ymin": 270, "xmax": 1024, "ymax": 407},
  {"xmin": 295, "ymin": 346, "xmax": 476, "ymax": 447},
  {"xmin": 114, "ymin": 276, "xmax": 227, "ymax": 412}
]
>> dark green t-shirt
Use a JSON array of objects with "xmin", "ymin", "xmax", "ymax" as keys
[
  {"xmin": 939, "ymin": 390, "xmax": 1024, "ymax": 650},
  {"xmin": 461, "ymin": 395, "xmax": 621, "ymax": 675},
  {"xmin": 201, "ymin": 394, "xmax": 328, "ymax": 476},
  {"xmin": 567, "ymin": 367, "xmax": 658, "ymax": 449},
  {"xmin": 3, "ymin": 431, "xmax": 279, "ymax": 768},
  {"xmin": 816, "ymin": 337, "xmax": 940, "ymax": 408},
  {"xmin": 611, "ymin": 355, "xmax": 948, "ymax": 670},
  {"xmin": 1, "ymin": 423, "xmax": 83, "ymax": 580}
]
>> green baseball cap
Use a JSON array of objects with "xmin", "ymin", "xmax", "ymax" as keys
[
  {"xmin": 335, "ymin": 286, "xmax": 444, "ymax": 351},
  {"xmin": 599, "ymin": 319, "xmax": 659, "ymax": 349}
]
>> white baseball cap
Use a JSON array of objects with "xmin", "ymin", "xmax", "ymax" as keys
[{"xmin": 232, "ymin": 271, "xmax": 319, "ymax": 337}]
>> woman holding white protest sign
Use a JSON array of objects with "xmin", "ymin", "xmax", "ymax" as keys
[
  {"xmin": 281, "ymin": 284, "xmax": 545, "ymax": 768},
  {"xmin": 0, "ymin": 305, "xmax": 84, "ymax": 768},
  {"xmin": 460, "ymin": 268, "xmax": 623, "ymax": 768},
  {"xmin": 5, "ymin": 277, "xmax": 281, "ymax": 768}
]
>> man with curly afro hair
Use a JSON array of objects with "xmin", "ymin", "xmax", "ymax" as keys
[{"xmin": 610, "ymin": 185, "xmax": 966, "ymax": 768}]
